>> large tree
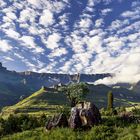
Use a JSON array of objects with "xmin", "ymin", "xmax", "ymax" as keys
[{"xmin": 61, "ymin": 83, "xmax": 89, "ymax": 107}]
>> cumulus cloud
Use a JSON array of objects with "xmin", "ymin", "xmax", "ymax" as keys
[
  {"xmin": 95, "ymin": 53, "xmax": 140, "ymax": 85},
  {"xmin": 101, "ymin": 8, "xmax": 112, "ymax": 16},
  {"xmin": 46, "ymin": 33, "xmax": 61, "ymax": 50},
  {"xmin": 39, "ymin": 9, "xmax": 54, "ymax": 27},
  {"xmin": 3, "ymin": 29, "xmax": 20, "ymax": 39},
  {"xmin": 27, "ymin": 0, "xmax": 41, "ymax": 7},
  {"xmin": 0, "ymin": 0, "xmax": 6, "ymax": 7},
  {"xmin": 0, "ymin": 0, "xmax": 140, "ymax": 84},
  {"xmin": 49, "ymin": 47, "xmax": 68, "ymax": 58},
  {"xmin": 0, "ymin": 40, "xmax": 12, "ymax": 52},
  {"xmin": 86, "ymin": 35, "xmax": 104, "ymax": 53},
  {"xmin": 20, "ymin": 36, "xmax": 44, "ymax": 53}
]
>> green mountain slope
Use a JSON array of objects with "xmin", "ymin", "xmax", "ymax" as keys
[
  {"xmin": 2, "ymin": 86, "xmax": 68, "ymax": 116},
  {"xmin": 2, "ymin": 84, "xmax": 140, "ymax": 116},
  {"xmin": 0, "ymin": 62, "xmax": 110, "ymax": 107},
  {"xmin": 87, "ymin": 84, "xmax": 140, "ymax": 107}
]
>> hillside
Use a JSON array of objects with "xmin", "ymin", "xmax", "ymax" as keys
[
  {"xmin": 0, "ymin": 62, "xmax": 110, "ymax": 107},
  {"xmin": 1, "ymin": 86, "xmax": 68, "ymax": 116},
  {"xmin": 87, "ymin": 84, "xmax": 140, "ymax": 107},
  {"xmin": 2, "ymin": 84, "xmax": 140, "ymax": 116}
]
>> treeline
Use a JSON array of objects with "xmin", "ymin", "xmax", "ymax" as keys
[{"xmin": 0, "ymin": 114, "xmax": 47, "ymax": 137}]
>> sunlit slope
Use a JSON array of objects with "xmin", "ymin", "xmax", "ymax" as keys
[
  {"xmin": 2, "ymin": 84, "xmax": 140, "ymax": 116},
  {"xmin": 2, "ymin": 87, "xmax": 68, "ymax": 115}
]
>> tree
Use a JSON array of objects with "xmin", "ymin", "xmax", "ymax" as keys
[
  {"xmin": 61, "ymin": 83, "xmax": 89, "ymax": 107},
  {"xmin": 107, "ymin": 91, "xmax": 113, "ymax": 110}
]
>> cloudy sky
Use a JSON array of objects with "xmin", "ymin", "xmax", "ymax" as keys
[{"xmin": 0, "ymin": 0, "xmax": 140, "ymax": 83}]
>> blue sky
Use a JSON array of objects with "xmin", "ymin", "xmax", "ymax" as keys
[{"xmin": 0, "ymin": 0, "xmax": 140, "ymax": 84}]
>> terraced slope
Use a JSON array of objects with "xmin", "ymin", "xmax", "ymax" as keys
[
  {"xmin": 2, "ymin": 84, "xmax": 140, "ymax": 117},
  {"xmin": 2, "ymin": 87, "xmax": 68, "ymax": 116}
]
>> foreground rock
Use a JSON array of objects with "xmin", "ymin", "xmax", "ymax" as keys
[
  {"xmin": 45, "ymin": 102, "xmax": 101, "ymax": 131},
  {"xmin": 45, "ymin": 113, "xmax": 68, "ymax": 131},
  {"xmin": 69, "ymin": 102, "xmax": 101, "ymax": 129}
]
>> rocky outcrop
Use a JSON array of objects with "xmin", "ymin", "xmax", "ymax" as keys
[
  {"xmin": 69, "ymin": 102, "xmax": 101, "ymax": 129},
  {"xmin": 45, "ymin": 102, "xmax": 101, "ymax": 131},
  {"xmin": 45, "ymin": 114, "xmax": 68, "ymax": 131}
]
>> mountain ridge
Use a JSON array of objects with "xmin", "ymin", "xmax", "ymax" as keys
[{"xmin": 0, "ymin": 62, "xmax": 110, "ymax": 107}]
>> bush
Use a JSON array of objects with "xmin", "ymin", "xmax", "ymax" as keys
[
  {"xmin": 132, "ymin": 108, "xmax": 140, "ymax": 115},
  {"xmin": 56, "ymin": 106, "xmax": 70, "ymax": 117},
  {"xmin": 100, "ymin": 108, "xmax": 117, "ymax": 116},
  {"xmin": 0, "ymin": 114, "xmax": 49, "ymax": 137}
]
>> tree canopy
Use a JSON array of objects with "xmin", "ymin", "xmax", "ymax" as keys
[{"xmin": 61, "ymin": 83, "xmax": 89, "ymax": 107}]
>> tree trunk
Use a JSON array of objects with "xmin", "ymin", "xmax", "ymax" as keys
[{"xmin": 71, "ymin": 98, "xmax": 76, "ymax": 107}]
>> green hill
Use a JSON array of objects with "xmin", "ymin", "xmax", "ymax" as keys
[
  {"xmin": 2, "ymin": 86, "xmax": 68, "ymax": 116},
  {"xmin": 0, "ymin": 62, "xmax": 112, "ymax": 108},
  {"xmin": 2, "ymin": 84, "xmax": 140, "ymax": 117}
]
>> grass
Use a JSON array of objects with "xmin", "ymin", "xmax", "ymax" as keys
[
  {"xmin": 2, "ymin": 124, "xmax": 140, "ymax": 140},
  {"xmin": 1, "ymin": 87, "xmax": 69, "ymax": 117}
]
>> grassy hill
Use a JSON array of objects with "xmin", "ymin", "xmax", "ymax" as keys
[
  {"xmin": 1, "ymin": 86, "xmax": 69, "ymax": 116},
  {"xmin": 2, "ymin": 84, "xmax": 140, "ymax": 117}
]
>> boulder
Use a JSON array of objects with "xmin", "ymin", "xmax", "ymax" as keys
[
  {"xmin": 69, "ymin": 102, "xmax": 101, "ymax": 129},
  {"xmin": 45, "ymin": 102, "xmax": 101, "ymax": 131},
  {"xmin": 45, "ymin": 113, "xmax": 68, "ymax": 131},
  {"xmin": 68, "ymin": 107, "xmax": 82, "ymax": 129}
]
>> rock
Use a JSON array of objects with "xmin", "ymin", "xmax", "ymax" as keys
[
  {"xmin": 69, "ymin": 102, "xmax": 101, "ymax": 129},
  {"xmin": 68, "ymin": 107, "xmax": 82, "ymax": 129},
  {"xmin": 45, "ymin": 113, "xmax": 68, "ymax": 131},
  {"xmin": 119, "ymin": 111, "xmax": 135, "ymax": 123},
  {"xmin": 45, "ymin": 102, "xmax": 101, "ymax": 131}
]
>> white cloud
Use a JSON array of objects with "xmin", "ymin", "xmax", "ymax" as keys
[
  {"xmin": 6, "ymin": 12, "xmax": 17, "ymax": 20},
  {"xmin": 101, "ymin": 8, "xmax": 112, "ymax": 16},
  {"xmin": 19, "ymin": 7, "xmax": 37, "ymax": 23},
  {"xmin": 72, "ymin": 52, "xmax": 92, "ymax": 67},
  {"xmin": 59, "ymin": 13, "xmax": 69, "ymax": 26},
  {"xmin": 39, "ymin": 9, "xmax": 54, "ymax": 27},
  {"xmin": 0, "ymin": 0, "xmax": 6, "ymax": 7},
  {"xmin": 20, "ymin": 36, "xmax": 44, "ymax": 53},
  {"xmin": 4, "ymin": 57, "xmax": 14, "ymax": 61},
  {"xmin": 49, "ymin": 47, "xmax": 68, "ymax": 58},
  {"xmin": 94, "ymin": 53, "xmax": 140, "ymax": 85},
  {"xmin": 69, "ymin": 36, "xmax": 86, "ymax": 53},
  {"xmin": 27, "ymin": 0, "xmax": 41, "ymax": 7},
  {"xmin": 79, "ymin": 18, "xmax": 92, "ymax": 28},
  {"xmin": 0, "ymin": 40, "xmax": 12, "ymax": 52},
  {"xmin": 95, "ymin": 19, "xmax": 104, "ymax": 28},
  {"xmin": 46, "ymin": 33, "xmax": 61, "ymax": 50},
  {"xmin": 107, "ymin": 39, "xmax": 125, "ymax": 51},
  {"xmin": 0, "ymin": 0, "xmax": 140, "ymax": 81},
  {"xmin": 3, "ymin": 29, "xmax": 20, "ymax": 39},
  {"xmin": 86, "ymin": 35, "xmax": 104, "ymax": 53}
]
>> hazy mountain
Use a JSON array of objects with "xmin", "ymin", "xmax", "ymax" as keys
[
  {"xmin": 0, "ymin": 63, "xmax": 110, "ymax": 107},
  {"xmin": 132, "ymin": 81, "xmax": 140, "ymax": 94}
]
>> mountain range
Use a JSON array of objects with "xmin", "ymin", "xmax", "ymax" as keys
[{"xmin": 0, "ymin": 62, "xmax": 140, "ymax": 108}]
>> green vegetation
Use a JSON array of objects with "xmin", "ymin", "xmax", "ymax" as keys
[
  {"xmin": 1, "ymin": 116, "xmax": 140, "ymax": 140},
  {"xmin": 60, "ymin": 83, "xmax": 89, "ymax": 107},
  {"xmin": 1, "ymin": 87, "xmax": 69, "ymax": 117},
  {"xmin": 0, "ymin": 114, "xmax": 48, "ymax": 136},
  {"xmin": 1, "ymin": 83, "xmax": 140, "ymax": 139}
]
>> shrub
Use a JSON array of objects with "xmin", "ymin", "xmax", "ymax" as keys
[{"xmin": 0, "ymin": 114, "xmax": 49, "ymax": 137}]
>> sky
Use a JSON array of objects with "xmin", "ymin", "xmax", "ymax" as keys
[{"xmin": 0, "ymin": 0, "xmax": 140, "ymax": 84}]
